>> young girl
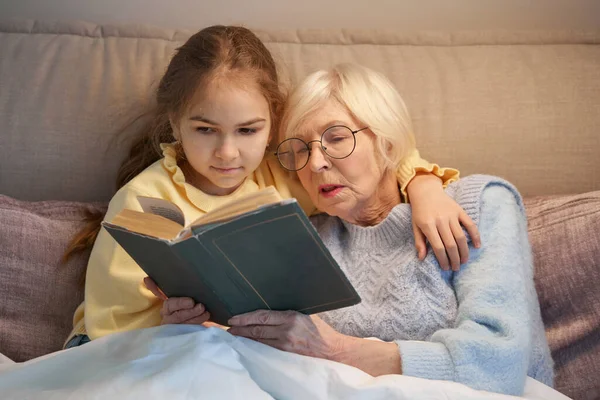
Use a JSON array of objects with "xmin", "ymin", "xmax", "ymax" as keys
[{"xmin": 64, "ymin": 25, "xmax": 479, "ymax": 347}]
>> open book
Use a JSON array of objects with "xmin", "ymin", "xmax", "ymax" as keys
[{"xmin": 102, "ymin": 186, "xmax": 361, "ymax": 325}]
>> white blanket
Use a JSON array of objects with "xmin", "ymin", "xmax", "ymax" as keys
[{"xmin": 0, "ymin": 325, "xmax": 570, "ymax": 400}]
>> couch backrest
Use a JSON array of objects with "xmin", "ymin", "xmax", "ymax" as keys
[{"xmin": 1, "ymin": 20, "xmax": 599, "ymax": 201}]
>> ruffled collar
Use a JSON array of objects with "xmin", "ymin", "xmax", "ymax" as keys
[{"xmin": 160, "ymin": 142, "xmax": 187, "ymax": 187}]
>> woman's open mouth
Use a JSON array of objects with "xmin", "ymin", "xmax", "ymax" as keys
[{"xmin": 318, "ymin": 184, "xmax": 344, "ymax": 198}]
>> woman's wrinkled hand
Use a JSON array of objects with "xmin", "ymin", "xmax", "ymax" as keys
[
  {"xmin": 143, "ymin": 277, "xmax": 211, "ymax": 326},
  {"xmin": 406, "ymin": 173, "xmax": 481, "ymax": 271},
  {"xmin": 227, "ymin": 310, "xmax": 346, "ymax": 360}
]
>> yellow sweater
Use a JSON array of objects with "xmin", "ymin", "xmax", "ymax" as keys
[{"xmin": 68, "ymin": 144, "xmax": 458, "ymax": 342}]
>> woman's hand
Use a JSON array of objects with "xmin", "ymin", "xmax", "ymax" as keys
[
  {"xmin": 143, "ymin": 277, "xmax": 211, "ymax": 326},
  {"xmin": 406, "ymin": 173, "xmax": 481, "ymax": 271},
  {"xmin": 228, "ymin": 310, "xmax": 346, "ymax": 360},
  {"xmin": 229, "ymin": 310, "xmax": 403, "ymax": 376}
]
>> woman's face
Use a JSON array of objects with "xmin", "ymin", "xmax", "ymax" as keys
[{"xmin": 295, "ymin": 99, "xmax": 391, "ymax": 223}]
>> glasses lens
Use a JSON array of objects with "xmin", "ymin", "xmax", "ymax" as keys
[
  {"xmin": 277, "ymin": 138, "xmax": 309, "ymax": 171},
  {"xmin": 322, "ymin": 126, "xmax": 356, "ymax": 159}
]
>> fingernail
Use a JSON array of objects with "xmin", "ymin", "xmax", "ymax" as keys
[{"xmin": 228, "ymin": 317, "xmax": 237, "ymax": 325}]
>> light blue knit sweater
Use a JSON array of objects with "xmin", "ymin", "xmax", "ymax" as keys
[{"xmin": 313, "ymin": 175, "xmax": 553, "ymax": 396}]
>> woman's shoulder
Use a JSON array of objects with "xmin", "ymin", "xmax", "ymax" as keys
[
  {"xmin": 445, "ymin": 174, "xmax": 524, "ymax": 224},
  {"xmin": 447, "ymin": 174, "xmax": 521, "ymax": 196}
]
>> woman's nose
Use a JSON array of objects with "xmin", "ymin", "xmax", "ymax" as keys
[{"xmin": 308, "ymin": 144, "xmax": 331, "ymax": 172}]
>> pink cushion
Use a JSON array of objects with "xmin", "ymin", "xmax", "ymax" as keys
[
  {"xmin": 0, "ymin": 195, "xmax": 106, "ymax": 362},
  {"xmin": 524, "ymin": 191, "xmax": 600, "ymax": 400}
]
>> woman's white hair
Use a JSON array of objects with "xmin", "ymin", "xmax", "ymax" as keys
[{"xmin": 280, "ymin": 63, "xmax": 416, "ymax": 169}]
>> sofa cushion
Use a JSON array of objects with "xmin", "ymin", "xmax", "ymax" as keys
[
  {"xmin": 524, "ymin": 191, "xmax": 600, "ymax": 400},
  {"xmin": 0, "ymin": 195, "xmax": 107, "ymax": 362}
]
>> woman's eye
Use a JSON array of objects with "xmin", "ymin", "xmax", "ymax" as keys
[
  {"xmin": 238, "ymin": 128, "xmax": 257, "ymax": 135},
  {"xmin": 196, "ymin": 127, "xmax": 215, "ymax": 134}
]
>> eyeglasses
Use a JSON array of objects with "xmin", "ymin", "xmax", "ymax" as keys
[{"xmin": 275, "ymin": 125, "xmax": 368, "ymax": 171}]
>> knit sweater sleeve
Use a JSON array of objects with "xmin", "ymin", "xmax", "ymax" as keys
[{"xmin": 395, "ymin": 184, "xmax": 535, "ymax": 396}]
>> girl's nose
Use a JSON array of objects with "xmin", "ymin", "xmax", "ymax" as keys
[{"xmin": 215, "ymin": 136, "xmax": 240, "ymax": 161}]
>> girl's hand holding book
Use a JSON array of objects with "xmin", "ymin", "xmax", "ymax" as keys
[{"xmin": 143, "ymin": 277, "xmax": 210, "ymax": 326}]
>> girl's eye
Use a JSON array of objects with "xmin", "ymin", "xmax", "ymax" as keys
[
  {"xmin": 238, "ymin": 128, "xmax": 257, "ymax": 135},
  {"xmin": 196, "ymin": 127, "xmax": 215, "ymax": 134}
]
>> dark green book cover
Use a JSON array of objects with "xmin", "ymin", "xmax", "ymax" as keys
[{"xmin": 102, "ymin": 200, "xmax": 361, "ymax": 325}]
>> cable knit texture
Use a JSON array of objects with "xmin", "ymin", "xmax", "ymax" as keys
[{"xmin": 314, "ymin": 175, "xmax": 553, "ymax": 396}]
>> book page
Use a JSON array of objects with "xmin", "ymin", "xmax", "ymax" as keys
[
  {"xmin": 110, "ymin": 209, "xmax": 183, "ymax": 241},
  {"xmin": 189, "ymin": 186, "xmax": 283, "ymax": 227},
  {"xmin": 138, "ymin": 196, "xmax": 186, "ymax": 226}
]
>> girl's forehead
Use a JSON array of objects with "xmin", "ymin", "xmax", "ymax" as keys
[
  {"xmin": 194, "ymin": 77, "xmax": 263, "ymax": 102},
  {"xmin": 186, "ymin": 79, "xmax": 270, "ymax": 118}
]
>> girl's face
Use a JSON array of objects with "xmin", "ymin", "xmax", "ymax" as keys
[{"xmin": 173, "ymin": 78, "xmax": 272, "ymax": 196}]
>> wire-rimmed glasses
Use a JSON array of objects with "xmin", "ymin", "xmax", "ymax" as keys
[{"xmin": 275, "ymin": 125, "xmax": 368, "ymax": 171}]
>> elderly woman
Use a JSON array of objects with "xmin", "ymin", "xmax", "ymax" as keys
[{"xmin": 224, "ymin": 64, "xmax": 553, "ymax": 396}]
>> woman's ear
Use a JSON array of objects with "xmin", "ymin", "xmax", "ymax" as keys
[{"xmin": 385, "ymin": 140, "xmax": 394, "ymax": 156}]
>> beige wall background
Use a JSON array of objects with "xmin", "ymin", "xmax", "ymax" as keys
[{"xmin": 0, "ymin": 0, "xmax": 599, "ymax": 30}]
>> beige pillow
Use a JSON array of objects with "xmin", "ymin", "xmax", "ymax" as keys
[
  {"xmin": 0, "ymin": 195, "xmax": 106, "ymax": 362},
  {"xmin": 524, "ymin": 191, "xmax": 600, "ymax": 400}
]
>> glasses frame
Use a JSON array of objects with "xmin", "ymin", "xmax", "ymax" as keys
[{"xmin": 275, "ymin": 125, "xmax": 369, "ymax": 171}]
